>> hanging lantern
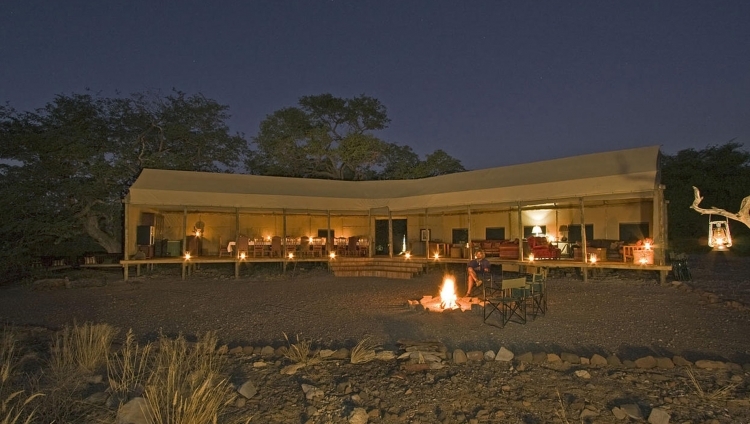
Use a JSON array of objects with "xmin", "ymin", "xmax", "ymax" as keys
[
  {"xmin": 194, "ymin": 216, "xmax": 205, "ymax": 238},
  {"xmin": 708, "ymin": 215, "xmax": 732, "ymax": 251}
]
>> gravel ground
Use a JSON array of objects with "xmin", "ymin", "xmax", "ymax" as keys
[
  {"xmin": 2, "ymin": 251, "xmax": 749, "ymax": 363},
  {"xmin": 2, "ymin": 252, "xmax": 750, "ymax": 423}
]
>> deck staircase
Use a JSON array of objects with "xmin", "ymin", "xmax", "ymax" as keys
[{"xmin": 329, "ymin": 257, "xmax": 426, "ymax": 279}]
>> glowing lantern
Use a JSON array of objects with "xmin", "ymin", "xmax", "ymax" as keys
[
  {"xmin": 288, "ymin": 252, "xmax": 294, "ymax": 259},
  {"xmin": 589, "ymin": 253, "xmax": 598, "ymax": 264},
  {"xmin": 708, "ymin": 217, "xmax": 732, "ymax": 251},
  {"xmin": 239, "ymin": 252, "xmax": 246, "ymax": 260},
  {"xmin": 433, "ymin": 252, "xmax": 440, "ymax": 260},
  {"xmin": 528, "ymin": 253, "xmax": 535, "ymax": 262},
  {"xmin": 329, "ymin": 252, "xmax": 336, "ymax": 259},
  {"xmin": 184, "ymin": 252, "xmax": 191, "ymax": 260},
  {"xmin": 404, "ymin": 252, "xmax": 411, "ymax": 259}
]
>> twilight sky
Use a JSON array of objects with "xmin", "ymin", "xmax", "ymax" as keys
[{"xmin": 2, "ymin": 1, "xmax": 749, "ymax": 170}]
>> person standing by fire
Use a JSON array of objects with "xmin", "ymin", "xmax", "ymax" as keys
[{"xmin": 465, "ymin": 250, "xmax": 490, "ymax": 297}]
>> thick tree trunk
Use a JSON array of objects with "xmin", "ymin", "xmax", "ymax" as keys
[{"xmin": 83, "ymin": 215, "xmax": 122, "ymax": 253}]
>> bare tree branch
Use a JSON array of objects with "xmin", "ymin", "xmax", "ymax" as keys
[{"xmin": 691, "ymin": 186, "xmax": 750, "ymax": 229}]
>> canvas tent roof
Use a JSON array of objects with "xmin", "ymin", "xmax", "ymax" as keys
[{"xmin": 126, "ymin": 146, "xmax": 661, "ymax": 212}]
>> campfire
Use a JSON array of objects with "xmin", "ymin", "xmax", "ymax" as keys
[
  {"xmin": 413, "ymin": 275, "xmax": 479, "ymax": 312},
  {"xmin": 439, "ymin": 276, "xmax": 458, "ymax": 310}
]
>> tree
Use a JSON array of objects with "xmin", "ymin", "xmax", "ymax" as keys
[
  {"xmin": 247, "ymin": 93, "xmax": 465, "ymax": 180},
  {"xmin": 0, "ymin": 90, "xmax": 247, "ymax": 259},
  {"xmin": 661, "ymin": 141, "xmax": 750, "ymax": 251}
]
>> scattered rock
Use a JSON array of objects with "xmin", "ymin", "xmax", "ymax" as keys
[
  {"xmin": 453, "ymin": 349, "xmax": 467, "ymax": 364},
  {"xmin": 648, "ymin": 407, "xmax": 671, "ymax": 424},
  {"xmin": 117, "ymin": 397, "xmax": 151, "ymax": 424},
  {"xmin": 560, "ymin": 352, "xmax": 579, "ymax": 364},
  {"xmin": 349, "ymin": 407, "xmax": 369, "ymax": 424},
  {"xmin": 695, "ymin": 359, "xmax": 725, "ymax": 370},
  {"xmin": 238, "ymin": 380, "xmax": 257, "ymax": 399},
  {"xmin": 635, "ymin": 356, "xmax": 657, "ymax": 369},
  {"xmin": 590, "ymin": 354, "xmax": 608, "ymax": 365},
  {"xmin": 574, "ymin": 369, "xmax": 591, "ymax": 379},
  {"xmin": 496, "ymin": 347, "xmax": 514, "ymax": 362},
  {"xmin": 621, "ymin": 403, "xmax": 643, "ymax": 420}
]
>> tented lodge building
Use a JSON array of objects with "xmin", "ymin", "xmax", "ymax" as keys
[{"xmin": 123, "ymin": 146, "xmax": 667, "ymax": 270}]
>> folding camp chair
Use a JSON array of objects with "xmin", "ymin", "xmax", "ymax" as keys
[
  {"xmin": 525, "ymin": 266, "xmax": 548, "ymax": 318},
  {"xmin": 483, "ymin": 276, "xmax": 528, "ymax": 328}
]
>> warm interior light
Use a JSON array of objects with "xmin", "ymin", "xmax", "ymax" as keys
[
  {"xmin": 194, "ymin": 229, "xmax": 202, "ymax": 238},
  {"xmin": 639, "ymin": 256, "xmax": 648, "ymax": 265},
  {"xmin": 433, "ymin": 252, "xmax": 440, "ymax": 260},
  {"xmin": 532, "ymin": 225, "xmax": 543, "ymax": 236},
  {"xmin": 404, "ymin": 252, "xmax": 411, "ymax": 259},
  {"xmin": 547, "ymin": 235, "xmax": 556, "ymax": 242},
  {"xmin": 288, "ymin": 252, "xmax": 294, "ymax": 259},
  {"xmin": 329, "ymin": 252, "xmax": 336, "ymax": 259},
  {"xmin": 589, "ymin": 253, "xmax": 598, "ymax": 264},
  {"xmin": 528, "ymin": 253, "xmax": 535, "ymax": 261},
  {"xmin": 644, "ymin": 241, "xmax": 651, "ymax": 250},
  {"xmin": 184, "ymin": 252, "xmax": 191, "ymax": 260},
  {"xmin": 239, "ymin": 252, "xmax": 246, "ymax": 260}
]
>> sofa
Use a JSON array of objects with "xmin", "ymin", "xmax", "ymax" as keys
[
  {"xmin": 471, "ymin": 239, "xmax": 521, "ymax": 259},
  {"xmin": 527, "ymin": 236, "xmax": 561, "ymax": 259}
]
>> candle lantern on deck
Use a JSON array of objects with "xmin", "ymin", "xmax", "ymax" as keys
[{"xmin": 708, "ymin": 216, "xmax": 732, "ymax": 251}]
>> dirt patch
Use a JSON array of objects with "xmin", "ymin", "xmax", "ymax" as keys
[{"xmin": 1, "ymin": 252, "xmax": 749, "ymax": 422}]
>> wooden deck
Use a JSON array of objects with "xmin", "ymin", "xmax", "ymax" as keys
[{"xmin": 119, "ymin": 254, "xmax": 672, "ymax": 283}]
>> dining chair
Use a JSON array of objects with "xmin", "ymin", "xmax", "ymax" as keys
[
  {"xmin": 270, "ymin": 236, "xmax": 282, "ymax": 257},
  {"xmin": 236, "ymin": 235, "xmax": 249, "ymax": 258},
  {"xmin": 253, "ymin": 239, "xmax": 266, "ymax": 258}
]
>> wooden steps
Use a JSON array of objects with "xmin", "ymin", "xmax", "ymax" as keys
[{"xmin": 329, "ymin": 257, "xmax": 426, "ymax": 279}]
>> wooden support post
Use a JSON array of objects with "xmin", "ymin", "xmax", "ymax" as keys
[
  {"xmin": 388, "ymin": 209, "xmax": 393, "ymax": 258},
  {"xmin": 182, "ymin": 263, "xmax": 186, "ymax": 280},
  {"xmin": 123, "ymin": 265, "xmax": 129, "ymax": 281},
  {"xmin": 235, "ymin": 261, "xmax": 240, "ymax": 279}
]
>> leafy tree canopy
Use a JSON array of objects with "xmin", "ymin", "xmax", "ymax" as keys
[
  {"xmin": 0, "ymin": 90, "xmax": 247, "ymax": 259},
  {"xmin": 247, "ymin": 93, "xmax": 465, "ymax": 180}
]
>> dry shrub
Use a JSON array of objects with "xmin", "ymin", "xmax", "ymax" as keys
[
  {"xmin": 1, "ymin": 391, "xmax": 44, "ymax": 424},
  {"xmin": 1, "ymin": 327, "xmax": 17, "ymax": 389},
  {"xmin": 350, "ymin": 337, "xmax": 378, "ymax": 364},
  {"xmin": 686, "ymin": 366, "xmax": 738, "ymax": 401},
  {"xmin": 107, "ymin": 329, "xmax": 152, "ymax": 399},
  {"xmin": 1, "ymin": 327, "xmax": 43, "ymax": 424},
  {"xmin": 48, "ymin": 322, "xmax": 117, "ymax": 377},
  {"xmin": 142, "ymin": 331, "xmax": 235, "ymax": 424},
  {"xmin": 283, "ymin": 333, "xmax": 318, "ymax": 365}
]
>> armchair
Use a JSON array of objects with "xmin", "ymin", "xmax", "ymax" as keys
[{"xmin": 527, "ymin": 237, "xmax": 561, "ymax": 259}]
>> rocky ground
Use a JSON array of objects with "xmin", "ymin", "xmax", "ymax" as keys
[{"xmin": 1, "ymin": 251, "xmax": 749, "ymax": 423}]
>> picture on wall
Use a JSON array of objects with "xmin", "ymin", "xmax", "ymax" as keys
[{"xmin": 420, "ymin": 229, "xmax": 430, "ymax": 241}]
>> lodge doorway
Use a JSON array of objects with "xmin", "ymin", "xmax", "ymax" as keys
[{"xmin": 374, "ymin": 219, "xmax": 407, "ymax": 256}]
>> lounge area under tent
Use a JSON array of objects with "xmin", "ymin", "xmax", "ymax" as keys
[{"xmin": 121, "ymin": 145, "xmax": 672, "ymax": 281}]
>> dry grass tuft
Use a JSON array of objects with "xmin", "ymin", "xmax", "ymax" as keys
[
  {"xmin": 1, "ymin": 327, "xmax": 43, "ymax": 424},
  {"xmin": 686, "ymin": 366, "xmax": 738, "ymax": 401},
  {"xmin": 350, "ymin": 336, "xmax": 378, "ymax": 364},
  {"xmin": 1, "ymin": 327, "xmax": 17, "ymax": 389},
  {"xmin": 1, "ymin": 391, "xmax": 44, "ymax": 424},
  {"xmin": 48, "ymin": 322, "xmax": 117, "ymax": 377},
  {"xmin": 107, "ymin": 329, "xmax": 152, "ymax": 399},
  {"xmin": 553, "ymin": 389, "xmax": 570, "ymax": 424},
  {"xmin": 282, "ymin": 333, "xmax": 317, "ymax": 364},
  {"xmin": 143, "ymin": 331, "xmax": 235, "ymax": 424}
]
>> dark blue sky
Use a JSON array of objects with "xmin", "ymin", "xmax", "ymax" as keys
[{"xmin": 2, "ymin": 1, "xmax": 748, "ymax": 170}]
